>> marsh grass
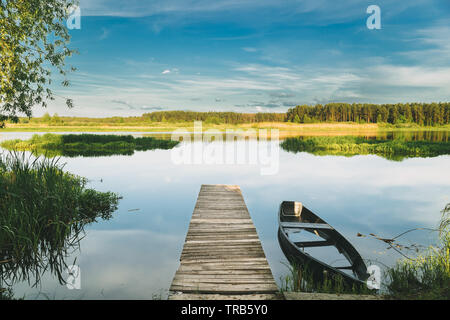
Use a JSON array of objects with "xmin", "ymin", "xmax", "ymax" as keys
[
  {"xmin": 0, "ymin": 287, "xmax": 18, "ymax": 300},
  {"xmin": 0, "ymin": 152, "xmax": 121, "ymax": 297},
  {"xmin": 280, "ymin": 262, "xmax": 372, "ymax": 295},
  {"xmin": 386, "ymin": 204, "xmax": 450, "ymax": 299},
  {"xmin": 1, "ymin": 133, "xmax": 179, "ymax": 157},
  {"xmin": 281, "ymin": 136, "xmax": 450, "ymax": 160}
]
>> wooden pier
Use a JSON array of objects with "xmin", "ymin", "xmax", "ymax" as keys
[{"xmin": 169, "ymin": 184, "xmax": 279, "ymax": 300}]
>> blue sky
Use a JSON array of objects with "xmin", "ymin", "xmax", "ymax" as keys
[{"xmin": 46, "ymin": 0, "xmax": 450, "ymax": 117}]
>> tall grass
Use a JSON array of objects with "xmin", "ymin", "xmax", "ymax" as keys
[
  {"xmin": 0, "ymin": 152, "xmax": 121, "ymax": 293},
  {"xmin": 281, "ymin": 136, "xmax": 450, "ymax": 160},
  {"xmin": 386, "ymin": 204, "xmax": 450, "ymax": 299},
  {"xmin": 280, "ymin": 262, "xmax": 372, "ymax": 295},
  {"xmin": 0, "ymin": 133, "xmax": 179, "ymax": 157}
]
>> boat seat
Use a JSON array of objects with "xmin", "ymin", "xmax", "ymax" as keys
[
  {"xmin": 280, "ymin": 222, "xmax": 333, "ymax": 230},
  {"xmin": 294, "ymin": 240, "xmax": 333, "ymax": 248}
]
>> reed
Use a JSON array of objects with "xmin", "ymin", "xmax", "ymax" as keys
[
  {"xmin": 0, "ymin": 133, "xmax": 179, "ymax": 157},
  {"xmin": 280, "ymin": 262, "xmax": 371, "ymax": 295},
  {"xmin": 0, "ymin": 152, "xmax": 121, "ymax": 296},
  {"xmin": 386, "ymin": 204, "xmax": 450, "ymax": 299},
  {"xmin": 281, "ymin": 136, "xmax": 450, "ymax": 160}
]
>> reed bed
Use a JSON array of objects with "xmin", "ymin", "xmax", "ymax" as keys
[
  {"xmin": 1, "ymin": 133, "xmax": 179, "ymax": 157},
  {"xmin": 281, "ymin": 136, "xmax": 450, "ymax": 160},
  {"xmin": 386, "ymin": 204, "xmax": 450, "ymax": 299},
  {"xmin": 0, "ymin": 152, "xmax": 121, "ymax": 294},
  {"xmin": 280, "ymin": 262, "xmax": 372, "ymax": 295}
]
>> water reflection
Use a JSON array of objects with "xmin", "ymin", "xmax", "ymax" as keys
[
  {"xmin": 0, "ymin": 153, "xmax": 120, "ymax": 299},
  {"xmin": 0, "ymin": 131, "xmax": 448, "ymax": 299},
  {"xmin": 0, "ymin": 133, "xmax": 179, "ymax": 158},
  {"xmin": 281, "ymin": 135, "xmax": 450, "ymax": 161},
  {"xmin": 377, "ymin": 130, "xmax": 449, "ymax": 142}
]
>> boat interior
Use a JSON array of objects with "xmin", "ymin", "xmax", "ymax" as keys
[{"xmin": 279, "ymin": 201, "xmax": 366, "ymax": 279}]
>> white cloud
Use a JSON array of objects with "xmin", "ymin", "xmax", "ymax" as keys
[
  {"xmin": 161, "ymin": 68, "xmax": 179, "ymax": 75},
  {"xmin": 242, "ymin": 47, "xmax": 258, "ymax": 52},
  {"xmin": 79, "ymin": 0, "xmax": 432, "ymax": 24},
  {"xmin": 45, "ymin": 43, "xmax": 450, "ymax": 117},
  {"xmin": 400, "ymin": 22, "xmax": 450, "ymax": 66},
  {"xmin": 99, "ymin": 27, "xmax": 110, "ymax": 40},
  {"xmin": 368, "ymin": 65, "xmax": 450, "ymax": 88},
  {"xmin": 46, "ymin": 59, "xmax": 450, "ymax": 117}
]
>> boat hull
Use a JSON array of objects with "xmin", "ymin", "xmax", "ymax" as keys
[{"xmin": 278, "ymin": 201, "xmax": 369, "ymax": 289}]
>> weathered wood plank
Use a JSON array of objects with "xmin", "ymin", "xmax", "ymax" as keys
[
  {"xmin": 178, "ymin": 265, "xmax": 271, "ymax": 271},
  {"xmin": 180, "ymin": 257, "xmax": 270, "ymax": 264},
  {"xmin": 185, "ymin": 239, "xmax": 261, "ymax": 244},
  {"xmin": 280, "ymin": 221, "xmax": 333, "ymax": 230},
  {"xmin": 173, "ymin": 274, "xmax": 276, "ymax": 280},
  {"xmin": 169, "ymin": 184, "xmax": 278, "ymax": 299},
  {"xmin": 176, "ymin": 269, "xmax": 273, "ymax": 275},
  {"xmin": 190, "ymin": 218, "xmax": 254, "ymax": 224},
  {"xmin": 170, "ymin": 283, "xmax": 279, "ymax": 294}
]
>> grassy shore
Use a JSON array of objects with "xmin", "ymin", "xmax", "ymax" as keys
[
  {"xmin": 1, "ymin": 121, "xmax": 378, "ymax": 131},
  {"xmin": 385, "ymin": 204, "xmax": 450, "ymax": 299},
  {"xmin": 0, "ymin": 133, "xmax": 179, "ymax": 157},
  {"xmin": 281, "ymin": 136, "xmax": 450, "ymax": 160},
  {"xmin": 2, "ymin": 121, "xmax": 449, "ymax": 139}
]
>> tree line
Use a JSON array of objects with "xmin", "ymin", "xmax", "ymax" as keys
[
  {"xmin": 11, "ymin": 102, "xmax": 450, "ymax": 127},
  {"xmin": 142, "ymin": 111, "xmax": 287, "ymax": 124},
  {"xmin": 286, "ymin": 102, "xmax": 450, "ymax": 125},
  {"xmin": 142, "ymin": 103, "xmax": 450, "ymax": 126}
]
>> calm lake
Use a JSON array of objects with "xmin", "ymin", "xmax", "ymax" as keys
[{"xmin": 1, "ymin": 131, "xmax": 449, "ymax": 299}]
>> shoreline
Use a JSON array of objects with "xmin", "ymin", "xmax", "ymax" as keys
[{"xmin": 2, "ymin": 122, "xmax": 449, "ymax": 134}]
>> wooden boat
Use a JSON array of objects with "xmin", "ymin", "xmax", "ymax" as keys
[{"xmin": 278, "ymin": 201, "xmax": 369, "ymax": 288}]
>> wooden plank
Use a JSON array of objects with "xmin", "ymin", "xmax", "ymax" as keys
[
  {"xmin": 280, "ymin": 221, "xmax": 333, "ymax": 230},
  {"xmin": 185, "ymin": 239, "xmax": 261, "ymax": 244},
  {"xmin": 173, "ymin": 274, "xmax": 276, "ymax": 280},
  {"xmin": 172, "ymin": 279, "xmax": 277, "ymax": 286},
  {"xmin": 169, "ymin": 293, "xmax": 281, "ymax": 300},
  {"xmin": 182, "ymin": 246, "xmax": 264, "ymax": 251},
  {"xmin": 169, "ymin": 184, "xmax": 278, "ymax": 299},
  {"xmin": 180, "ymin": 257, "xmax": 269, "ymax": 264},
  {"xmin": 178, "ymin": 266, "xmax": 272, "ymax": 272},
  {"xmin": 294, "ymin": 240, "xmax": 334, "ymax": 247},
  {"xmin": 177, "ymin": 270, "xmax": 272, "ymax": 275},
  {"xmin": 170, "ymin": 283, "xmax": 279, "ymax": 294},
  {"xmin": 185, "ymin": 236, "xmax": 260, "ymax": 241},
  {"xmin": 190, "ymin": 218, "xmax": 254, "ymax": 224}
]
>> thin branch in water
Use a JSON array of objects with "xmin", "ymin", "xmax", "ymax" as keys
[
  {"xmin": 392, "ymin": 227, "xmax": 438, "ymax": 240},
  {"xmin": 357, "ymin": 227, "xmax": 440, "ymax": 260}
]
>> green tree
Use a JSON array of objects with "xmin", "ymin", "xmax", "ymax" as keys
[
  {"xmin": 50, "ymin": 113, "xmax": 63, "ymax": 125},
  {"xmin": 42, "ymin": 112, "xmax": 51, "ymax": 123},
  {"xmin": 0, "ymin": 0, "xmax": 77, "ymax": 126}
]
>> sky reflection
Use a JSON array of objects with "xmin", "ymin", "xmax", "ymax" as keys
[{"xmin": 1, "ymin": 132, "xmax": 449, "ymax": 299}]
